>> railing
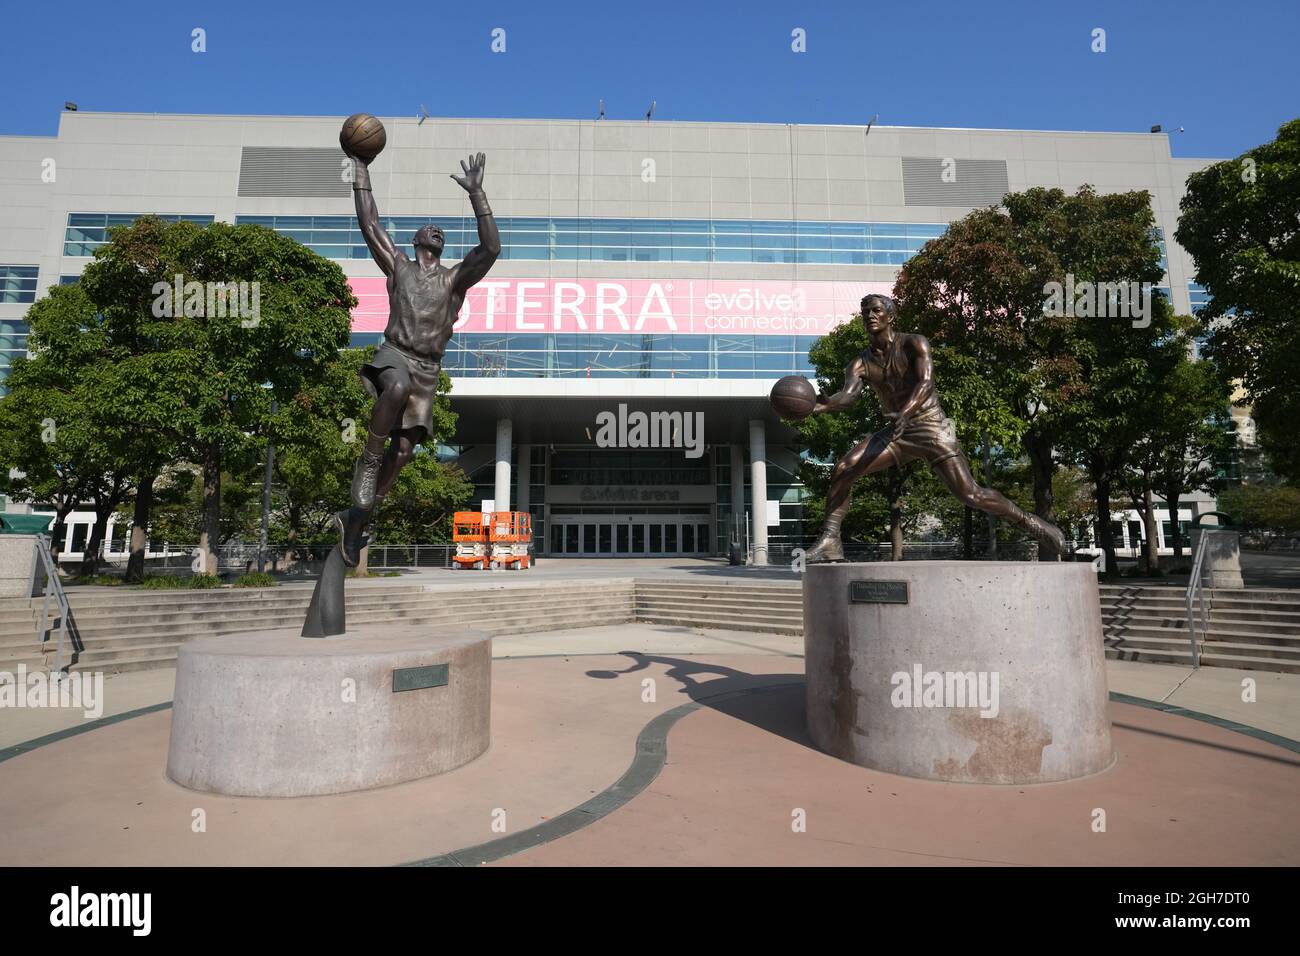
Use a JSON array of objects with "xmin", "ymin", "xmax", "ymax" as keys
[
  {"xmin": 1185, "ymin": 531, "xmax": 1209, "ymax": 668},
  {"xmin": 35, "ymin": 534, "xmax": 78, "ymax": 674},
  {"xmin": 365, "ymin": 544, "xmax": 456, "ymax": 569}
]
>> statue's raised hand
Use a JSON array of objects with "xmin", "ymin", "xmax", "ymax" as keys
[{"xmin": 450, "ymin": 153, "xmax": 486, "ymax": 192}]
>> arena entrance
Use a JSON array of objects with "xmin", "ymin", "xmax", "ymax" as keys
[{"xmin": 548, "ymin": 514, "xmax": 713, "ymax": 557}]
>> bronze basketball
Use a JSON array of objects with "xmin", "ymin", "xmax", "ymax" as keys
[
  {"xmin": 770, "ymin": 375, "xmax": 818, "ymax": 420},
  {"xmin": 340, "ymin": 113, "xmax": 387, "ymax": 163}
]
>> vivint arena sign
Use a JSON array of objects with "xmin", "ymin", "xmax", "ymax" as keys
[{"xmin": 350, "ymin": 278, "xmax": 894, "ymax": 336}]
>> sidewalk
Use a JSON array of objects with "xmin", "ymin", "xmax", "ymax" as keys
[{"xmin": 4, "ymin": 624, "xmax": 1297, "ymax": 750}]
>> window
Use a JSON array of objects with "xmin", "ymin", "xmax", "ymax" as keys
[
  {"xmin": 0, "ymin": 266, "xmax": 38, "ymax": 304},
  {"xmin": 64, "ymin": 214, "xmax": 215, "ymax": 256},
  {"xmin": 236, "ymin": 214, "xmax": 948, "ymax": 266}
]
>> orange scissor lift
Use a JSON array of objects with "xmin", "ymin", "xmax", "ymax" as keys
[
  {"xmin": 452, "ymin": 511, "xmax": 490, "ymax": 570},
  {"xmin": 489, "ymin": 511, "xmax": 533, "ymax": 570}
]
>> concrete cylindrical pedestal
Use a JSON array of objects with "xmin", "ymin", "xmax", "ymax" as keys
[
  {"xmin": 804, "ymin": 562, "xmax": 1112, "ymax": 784},
  {"xmin": 166, "ymin": 625, "xmax": 491, "ymax": 797},
  {"xmin": 0, "ymin": 534, "xmax": 44, "ymax": 598}
]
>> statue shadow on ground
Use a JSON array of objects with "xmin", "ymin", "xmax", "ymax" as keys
[{"xmin": 585, "ymin": 651, "xmax": 811, "ymax": 749}]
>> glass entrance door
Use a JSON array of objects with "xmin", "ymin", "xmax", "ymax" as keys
[{"xmin": 549, "ymin": 516, "xmax": 713, "ymax": 556}]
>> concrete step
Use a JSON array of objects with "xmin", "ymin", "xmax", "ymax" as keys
[
  {"xmin": 633, "ymin": 583, "xmax": 801, "ymax": 597},
  {"xmin": 634, "ymin": 609, "xmax": 803, "ymax": 636},
  {"xmin": 633, "ymin": 596, "xmax": 804, "ymax": 615},
  {"xmin": 1102, "ymin": 613, "xmax": 1300, "ymax": 638},
  {"xmin": 634, "ymin": 599, "xmax": 803, "ymax": 622},
  {"xmin": 62, "ymin": 589, "xmax": 634, "ymax": 629},
  {"xmin": 1104, "ymin": 621, "xmax": 1300, "ymax": 649},
  {"xmin": 65, "ymin": 607, "xmax": 644, "ymax": 673},
  {"xmin": 64, "ymin": 596, "xmax": 635, "ymax": 645}
]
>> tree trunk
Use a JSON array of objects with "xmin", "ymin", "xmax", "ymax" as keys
[
  {"xmin": 982, "ymin": 433, "xmax": 998, "ymax": 560},
  {"xmin": 78, "ymin": 506, "xmax": 113, "ymax": 578},
  {"xmin": 1163, "ymin": 485, "xmax": 1184, "ymax": 559},
  {"xmin": 888, "ymin": 476, "xmax": 904, "ymax": 561},
  {"xmin": 199, "ymin": 446, "xmax": 221, "ymax": 577},
  {"xmin": 1142, "ymin": 483, "xmax": 1160, "ymax": 574},
  {"xmin": 1025, "ymin": 431, "xmax": 1057, "ymax": 560},
  {"xmin": 126, "ymin": 473, "xmax": 156, "ymax": 583},
  {"xmin": 1094, "ymin": 470, "xmax": 1117, "ymax": 575}
]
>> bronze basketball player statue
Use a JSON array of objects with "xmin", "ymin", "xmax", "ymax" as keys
[
  {"xmin": 338, "ymin": 138, "xmax": 500, "ymax": 567},
  {"xmin": 798, "ymin": 294, "xmax": 1065, "ymax": 563},
  {"xmin": 302, "ymin": 115, "xmax": 500, "ymax": 636}
]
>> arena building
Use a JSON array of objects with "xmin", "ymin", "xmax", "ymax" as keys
[{"xmin": 0, "ymin": 110, "xmax": 1229, "ymax": 559}]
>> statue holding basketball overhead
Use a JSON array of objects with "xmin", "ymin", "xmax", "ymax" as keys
[
  {"xmin": 335, "ymin": 113, "xmax": 501, "ymax": 566},
  {"xmin": 770, "ymin": 293, "xmax": 1065, "ymax": 563}
]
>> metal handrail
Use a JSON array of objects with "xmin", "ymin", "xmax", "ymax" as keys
[
  {"xmin": 34, "ymin": 534, "xmax": 74, "ymax": 674},
  {"xmin": 1185, "ymin": 531, "xmax": 1209, "ymax": 668}
]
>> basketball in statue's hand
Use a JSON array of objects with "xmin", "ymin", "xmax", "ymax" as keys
[
  {"xmin": 770, "ymin": 375, "xmax": 818, "ymax": 420},
  {"xmin": 340, "ymin": 113, "xmax": 387, "ymax": 163}
]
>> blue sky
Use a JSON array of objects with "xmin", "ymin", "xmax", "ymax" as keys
[{"xmin": 2, "ymin": 0, "xmax": 1295, "ymax": 158}]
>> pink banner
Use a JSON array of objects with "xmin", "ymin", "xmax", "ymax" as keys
[{"xmin": 348, "ymin": 277, "xmax": 895, "ymax": 336}]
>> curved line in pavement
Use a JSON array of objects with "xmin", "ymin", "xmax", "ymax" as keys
[{"xmin": 3, "ymin": 675, "xmax": 1297, "ymax": 868}]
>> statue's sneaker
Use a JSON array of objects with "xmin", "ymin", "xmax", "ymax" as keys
[
  {"xmin": 335, "ymin": 507, "xmax": 371, "ymax": 568},
  {"xmin": 1024, "ymin": 513, "xmax": 1067, "ymax": 557},
  {"xmin": 350, "ymin": 447, "xmax": 384, "ymax": 509},
  {"xmin": 802, "ymin": 536, "xmax": 846, "ymax": 564}
]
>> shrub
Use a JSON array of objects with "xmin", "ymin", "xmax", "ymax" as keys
[
  {"xmin": 138, "ymin": 575, "xmax": 188, "ymax": 589},
  {"xmin": 233, "ymin": 572, "xmax": 278, "ymax": 588},
  {"xmin": 188, "ymin": 573, "xmax": 222, "ymax": 589}
]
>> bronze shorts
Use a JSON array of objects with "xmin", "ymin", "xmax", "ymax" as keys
[
  {"xmin": 360, "ymin": 340, "xmax": 442, "ymax": 444},
  {"xmin": 872, "ymin": 406, "xmax": 965, "ymax": 468}
]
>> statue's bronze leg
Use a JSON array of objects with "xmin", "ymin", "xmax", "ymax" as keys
[
  {"xmin": 930, "ymin": 454, "xmax": 1065, "ymax": 556},
  {"xmin": 804, "ymin": 431, "xmax": 897, "ymax": 563}
]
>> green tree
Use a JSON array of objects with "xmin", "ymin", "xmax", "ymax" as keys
[
  {"xmin": 369, "ymin": 449, "xmax": 473, "ymax": 545},
  {"xmin": 79, "ymin": 216, "xmax": 355, "ymax": 573},
  {"xmin": 0, "ymin": 284, "xmax": 143, "ymax": 574},
  {"xmin": 895, "ymin": 186, "xmax": 1169, "ymax": 558},
  {"xmin": 1175, "ymin": 120, "xmax": 1300, "ymax": 483},
  {"xmin": 1217, "ymin": 484, "xmax": 1300, "ymax": 548},
  {"xmin": 1122, "ymin": 338, "xmax": 1235, "ymax": 563}
]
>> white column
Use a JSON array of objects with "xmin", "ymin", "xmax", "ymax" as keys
[
  {"xmin": 516, "ymin": 444, "xmax": 531, "ymax": 514},
  {"xmin": 494, "ymin": 418, "xmax": 512, "ymax": 513},
  {"xmin": 729, "ymin": 443, "xmax": 745, "ymax": 548},
  {"xmin": 749, "ymin": 420, "xmax": 768, "ymax": 566}
]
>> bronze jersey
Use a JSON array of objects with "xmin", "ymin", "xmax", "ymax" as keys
[
  {"xmin": 383, "ymin": 253, "xmax": 469, "ymax": 363},
  {"xmin": 859, "ymin": 332, "xmax": 944, "ymax": 417}
]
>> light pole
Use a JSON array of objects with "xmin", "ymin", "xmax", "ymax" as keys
[{"xmin": 258, "ymin": 397, "xmax": 277, "ymax": 573}]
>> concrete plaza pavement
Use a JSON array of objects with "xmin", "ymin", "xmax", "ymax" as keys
[{"xmin": 3, "ymin": 615, "xmax": 1297, "ymax": 867}]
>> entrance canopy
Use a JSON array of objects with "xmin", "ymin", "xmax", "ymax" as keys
[{"xmin": 445, "ymin": 378, "xmax": 801, "ymax": 445}]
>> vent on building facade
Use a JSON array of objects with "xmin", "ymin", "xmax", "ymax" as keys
[
  {"xmin": 901, "ymin": 157, "xmax": 1010, "ymax": 207},
  {"xmin": 237, "ymin": 147, "xmax": 351, "ymax": 198}
]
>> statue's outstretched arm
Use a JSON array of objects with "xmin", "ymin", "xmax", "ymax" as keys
[
  {"xmin": 349, "ymin": 157, "xmax": 399, "ymax": 276},
  {"xmin": 449, "ymin": 153, "xmax": 501, "ymax": 291},
  {"xmin": 814, "ymin": 356, "xmax": 867, "ymax": 414}
]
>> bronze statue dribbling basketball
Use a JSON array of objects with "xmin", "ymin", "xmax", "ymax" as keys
[{"xmin": 787, "ymin": 293, "xmax": 1066, "ymax": 563}]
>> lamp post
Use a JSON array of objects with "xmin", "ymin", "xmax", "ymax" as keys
[{"xmin": 258, "ymin": 397, "xmax": 277, "ymax": 573}]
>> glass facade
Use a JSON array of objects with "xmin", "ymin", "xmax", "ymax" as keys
[
  {"xmin": 238, "ymin": 214, "xmax": 947, "ymax": 265},
  {"xmin": 348, "ymin": 330, "xmax": 820, "ymax": 379},
  {"xmin": 63, "ymin": 214, "xmax": 215, "ymax": 257}
]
